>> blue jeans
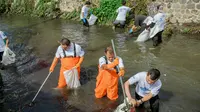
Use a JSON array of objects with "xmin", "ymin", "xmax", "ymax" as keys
[{"xmin": 82, "ymin": 18, "xmax": 89, "ymax": 27}]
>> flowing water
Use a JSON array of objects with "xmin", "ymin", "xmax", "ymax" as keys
[{"xmin": 0, "ymin": 15, "xmax": 200, "ymax": 112}]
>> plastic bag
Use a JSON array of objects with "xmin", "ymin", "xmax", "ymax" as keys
[
  {"xmin": 149, "ymin": 24, "xmax": 160, "ymax": 38},
  {"xmin": 1, "ymin": 47, "xmax": 16, "ymax": 65},
  {"xmin": 63, "ymin": 68, "xmax": 81, "ymax": 89},
  {"xmin": 135, "ymin": 29, "xmax": 150, "ymax": 42},
  {"xmin": 114, "ymin": 97, "xmax": 135, "ymax": 112},
  {"xmin": 88, "ymin": 14, "xmax": 98, "ymax": 25}
]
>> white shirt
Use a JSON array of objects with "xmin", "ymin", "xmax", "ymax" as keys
[
  {"xmin": 80, "ymin": 5, "xmax": 89, "ymax": 19},
  {"xmin": 128, "ymin": 72, "xmax": 162, "ymax": 97},
  {"xmin": 0, "ymin": 31, "xmax": 7, "ymax": 52},
  {"xmin": 55, "ymin": 43, "xmax": 84, "ymax": 58},
  {"xmin": 143, "ymin": 16, "xmax": 153, "ymax": 26},
  {"xmin": 99, "ymin": 56, "xmax": 124, "ymax": 69},
  {"xmin": 116, "ymin": 6, "xmax": 131, "ymax": 21},
  {"xmin": 153, "ymin": 12, "xmax": 166, "ymax": 31}
]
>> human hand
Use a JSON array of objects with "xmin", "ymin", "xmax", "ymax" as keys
[
  {"xmin": 136, "ymin": 100, "xmax": 143, "ymax": 106},
  {"xmin": 129, "ymin": 98, "xmax": 137, "ymax": 107},
  {"xmin": 118, "ymin": 69, "xmax": 125, "ymax": 76},
  {"xmin": 113, "ymin": 58, "xmax": 119, "ymax": 65},
  {"xmin": 74, "ymin": 64, "xmax": 80, "ymax": 68},
  {"xmin": 132, "ymin": 25, "xmax": 137, "ymax": 31},
  {"xmin": 49, "ymin": 67, "xmax": 54, "ymax": 73}
]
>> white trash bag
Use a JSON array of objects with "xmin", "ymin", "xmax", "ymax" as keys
[
  {"xmin": 63, "ymin": 68, "xmax": 81, "ymax": 89},
  {"xmin": 1, "ymin": 47, "xmax": 16, "ymax": 65},
  {"xmin": 135, "ymin": 29, "xmax": 150, "ymax": 42},
  {"xmin": 114, "ymin": 98, "xmax": 135, "ymax": 112},
  {"xmin": 88, "ymin": 14, "xmax": 98, "ymax": 26},
  {"xmin": 135, "ymin": 16, "xmax": 153, "ymax": 42}
]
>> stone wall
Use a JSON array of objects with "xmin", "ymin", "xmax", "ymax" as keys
[
  {"xmin": 59, "ymin": 0, "xmax": 100, "ymax": 12},
  {"xmin": 59, "ymin": 0, "xmax": 83, "ymax": 12},
  {"xmin": 156, "ymin": 0, "xmax": 200, "ymax": 24}
]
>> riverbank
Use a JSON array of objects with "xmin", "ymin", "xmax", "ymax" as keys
[{"xmin": 1, "ymin": 0, "xmax": 200, "ymax": 35}]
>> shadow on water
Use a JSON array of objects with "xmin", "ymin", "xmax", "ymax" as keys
[
  {"xmin": 159, "ymin": 89, "xmax": 174, "ymax": 102},
  {"xmin": 80, "ymin": 66, "xmax": 97, "ymax": 85},
  {"xmin": 1, "ymin": 65, "xmax": 98, "ymax": 112}
]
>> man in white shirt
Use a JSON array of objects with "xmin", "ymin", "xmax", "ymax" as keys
[
  {"xmin": 113, "ymin": 1, "xmax": 131, "ymax": 29},
  {"xmin": 80, "ymin": 1, "xmax": 91, "ymax": 27},
  {"xmin": 95, "ymin": 46, "xmax": 125, "ymax": 100},
  {"xmin": 0, "ymin": 31, "xmax": 9, "ymax": 62},
  {"xmin": 150, "ymin": 5, "xmax": 166, "ymax": 46},
  {"xmin": 124, "ymin": 68, "xmax": 161, "ymax": 112},
  {"xmin": 50, "ymin": 38, "xmax": 84, "ymax": 88}
]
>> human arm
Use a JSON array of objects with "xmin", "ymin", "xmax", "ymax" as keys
[
  {"xmin": 49, "ymin": 57, "xmax": 59, "ymax": 72},
  {"xmin": 124, "ymin": 74, "xmax": 141, "ymax": 106},
  {"xmin": 116, "ymin": 8, "xmax": 119, "ymax": 13},
  {"xmin": 118, "ymin": 57, "xmax": 125, "ymax": 76},
  {"xmin": 136, "ymin": 93, "xmax": 153, "ymax": 106},
  {"xmin": 101, "ymin": 58, "xmax": 119, "ymax": 70},
  {"xmin": 5, "ymin": 38, "xmax": 9, "ymax": 47},
  {"xmin": 75, "ymin": 45, "xmax": 85, "ymax": 68},
  {"xmin": 75, "ymin": 56, "xmax": 84, "ymax": 68},
  {"xmin": 1, "ymin": 31, "xmax": 9, "ymax": 47},
  {"xmin": 124, "ymin": 80, "xmax": 137, "ymax": 106},
  {"xmin": 50, "ymin": 46, "xmax": 62, "ymax": 72},
  {"xmin": 82, "ymin": 11, "xmax": 84, "ymax": 19},
  {"xmin": 118, "ymin": 67, "xmax": 125, "ymax": 76},
  {"xmin": 136, "ymin": 82, "xmax": 162, "ymax": 106}
]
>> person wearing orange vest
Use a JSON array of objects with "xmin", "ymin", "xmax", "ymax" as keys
[
  {"xmin": 95, "ymin": 46, "xmax": 125, "ymax": 100},
  {"xmin": 49, "ymin": 38, "xmax": 84, "ymax": 88}
]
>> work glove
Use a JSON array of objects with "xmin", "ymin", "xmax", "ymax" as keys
[
  {"xmin": 74, "ymin": 64, "xmax": 80, "ymax": 68},
  {"xmin": 49, "ymin": 67, "xmax": 54, "ymax": 73},
  {"xmin": 129, "ymin": 28, "xmax": 133, "ymax": 34},
  {"xmin": 74, "ymin": 57, "xmax": 84, "ymax": 68},
  {"xmin": 118, "ymin": 69, "xmax": 125, "ymax": 76},
  {"xmin": 106, "ymin": 58, "xmax": 119, "ymax": 69}
]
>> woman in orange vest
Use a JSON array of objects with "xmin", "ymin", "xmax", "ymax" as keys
[
  {"xmin": 49, "ymin": 38, "xmax": 84, "ymax": 88},
  {"xmin": 95, "ymin": 46, "xmax": 125, "ymax": 100}
]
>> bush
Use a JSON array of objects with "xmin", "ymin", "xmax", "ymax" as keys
[{"xmin": 91, "ymin": 0, "xmax": 122, "ymax": 25}]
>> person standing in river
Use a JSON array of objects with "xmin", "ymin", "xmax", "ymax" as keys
[
  {"xmin": 124, "ymin": 68, "xmax": 161, "ymax": 112},
  {"xmin": 113, "ymin": 1, "xmax": 131, "ymax": 29},
  {"xmin": 150, "ymin": 5, "xmax": 166, "ymax": 46},
  {"xmin": 95, "ymin": 46, "xmax": 125, "ymax": 100},
  {"xmin": 0, "ymin": 30, "xmax": 9, "ymax": 112},
  {"xmin": 0, "ymin": 31, "xmax": 9, "ymax": 62},
  {"xmin": 80, "ymin": 1, "xmax": 91, "ymax": 27},
  {"xmin": 49, "ymin": 38, "xmax": 85, "ymax": 89}
]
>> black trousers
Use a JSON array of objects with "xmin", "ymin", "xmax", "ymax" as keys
[
  {"xmin": 152, "ymin": 31, "xmax": 163, "ymax": 47},
  {"xmin": 134, "ymin": 15, "xmax": 147, "ymax": 27},
  {"xmin": 135, "ymin": 92, "xmax": 159, "ymax": 112},
  {"xmin": 0, "ymin": 52, "xmax": 3, "ymax": 61}
]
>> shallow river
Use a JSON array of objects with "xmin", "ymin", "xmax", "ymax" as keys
[{"xmin": 0, "ymin": 15, "xmax": 200, "ymax": 112}]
